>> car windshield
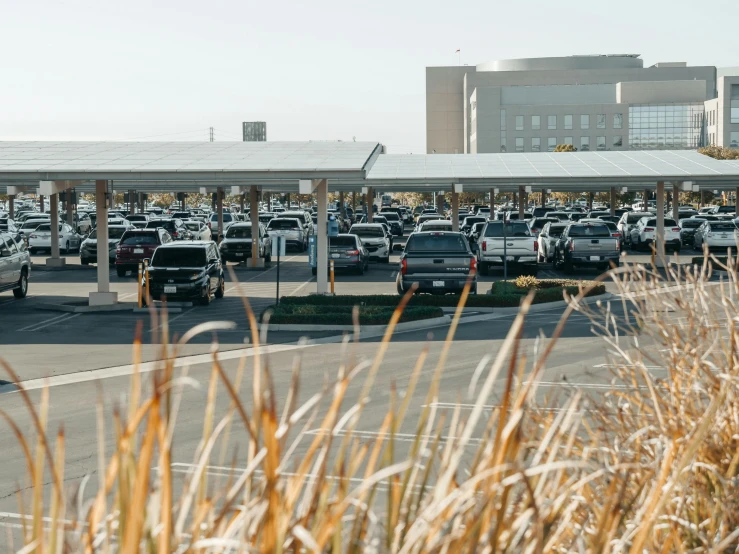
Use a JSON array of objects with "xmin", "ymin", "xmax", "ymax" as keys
[
  {"xmin": 483, "ymin": 222, "xmax": 531, "ymax": 237},
  {"xmin": 351, "ymin": 226, "xmax": 384, "ymax": 237},
  {"xmin": 710, "ymin": 223, "xmax": 737, "ymax": 231},
  {"xmin": 209, "ymin": 213, "xmax": 233, "ymax": 222},
  {"xmin": 567, "ymin": 225, "xmax": 611, "ymax": 237},
  {"xmin": 226, "ymin": 226, "xmax": 253, "ymax": 238},
  {"xmin": 152, "ymin": 247, "xmax": 207, "ymax": 268},
  {"xmin": 268, "ymin": 219, "xmax": 299, "ymax": 230},
  {"xmin": 406, "ymin": 234, "xmax": 468, "ymax": 252},
  {"xmin": 422, "ymin": 223, "xmax": 452, "ymax": 232},
  {"xmin": 21, "ymin": 221, "xmax": 42, "ymax": 230},
  {"xmin": 90, "ymin": 227, "xmax": 127, "ymax": 239},
  {"xmin": 372, "ymin": 217, "xmax": 388, "ymax": 224},
  {"xmin": 681, "ymin": 219, "xmax": 705, "ymax": 228},
  {"xmin": 184, "ymin": 222, "xmax": 201, "ymax": 231},
  {"xmin": 547, "ymin": 225, "xmax": 567, "ymax": 237},
  {"xmin": 146, "ymin": 220, "xmax": 176, "ymax": 230},
  {"xmin": 127, "ymin": 215, "xmax": 148, "ymax": 221},
  {"xmin": 380, "ymin": 213, "xmax": 399, "ymax": 221},
  {"xmin": 463, "ymin": 217, "xmax": 486, "ymax": 226},
  {"xmin": 329, "ymin": 236, "xmax": 357, "ymax": 248},
  {"xmin": 627, "ymin": 213, "xmax": 651, "ymax": 223},
  {"xmin": 121, "ymin": 232, "xmax": 158, "ymax": 245}
]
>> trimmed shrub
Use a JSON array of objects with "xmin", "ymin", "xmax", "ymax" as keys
[
  {"xmin": 263, "ymin": 304, "xmax": 444, "ymax": 325},
  {"xmin": 513, "ymin": 275, "xmax": 540, "ymax": 289}
]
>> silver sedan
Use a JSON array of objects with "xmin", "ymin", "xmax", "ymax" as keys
[{"xmin": 184, "ymin": 220, "xmax": 212, "ymax": 241}]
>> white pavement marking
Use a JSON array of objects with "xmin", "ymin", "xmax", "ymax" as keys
[
  {"xmin": 16, "ymin": 312, "xmax": 81, "ymax": 332},
  {"xmin": 1, "ymin": 343, "xmax": 312, "ymax": 392},
  {"xmin": 288, "ymin": 276, "xmax": 315, "ymax": 297},
  {"xmin": 0, "ymin": 295, "xmax": 34, "ymax": 306},
  {"xmin": 224, "ymin": 255, "xmax": 299, "ymax": 293},
  {"xmin": 152, "ymin": 307, "xmax": 195, "ymax": 331},
  {"xmin": 305, "ymin": 428, "xmax": 484, "ymax": 446},
  {"xmin": 524, "ymin": 380, "xmax": 649, "ymax": 390}
]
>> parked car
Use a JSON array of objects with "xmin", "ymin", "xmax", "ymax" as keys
[
  {"xmin": 310, "ymin": 234, "xmax": 369, "ymax": 275},
  {"xmin": 580, "ymin": 218, "xmax": 623, "ymax": 250},
  {"xmin": 145, "ymin": 218, "xmax": 192, "ymax": 240},
  {"xmin": 125, "ymin": 214, "xmax": 150, "ymax": 229},
  {"xmin": 461, "ymin": 216, "xmax": 487, "ymax": 235},
  {"xmin": 528, "ymin": 217, "xmax": 560, "ymax": 239},
  {"xmin": 378, "ymin": 211, "xmax": 404, "ymax": 236},
  {"xmin": 349, "ymin": 223, "xmax": 391, "ymax": 263},
  {"xmin": 80, "ymin": 225, "xmax": 128, "ymax": 265},
  {"xmin": 414, "ymin": 213, "xmax": 444, "ymax": 230},
  {"xmin": 397, "ymin": 232, "xmax": 477, "ymax": 295},
  {"xmin": 277, "ymin": 211, "xmax": 314, "ymax": 237},
  {"xmin": 219, "ymin": 222, "xmax": 271, "ymax": 263},
  {"xmin": 537, "ymin": 222, "xmax": 568, "ymax": 263},
  {"xmin": 183, "ymin": 220, "xmax": 212, "ymax": 241},
  {"xmin": 629, "ymin": 217, "xmax": 681, "ymax": 253},
  {"xmin": 693, "ymin": 220, "xmax": 739, "ymax": 252},
  {"xmin": 477, "ymin": 221, "xmax": 538, "ymax": 276},
  {"xmin": 418, "ymin": 220, "xmax": 454, "ymax": 233},
  {"xmin": 553, "ymin": 223, "xmax": 620, "ymax": 274},
  {"xmin": 617, "ymin": 212, "xmax": 653, "ymax": 248},
  {"xmin": 0, "ymin": 231, "xmax": 30, "ymax": 298},
  {"xmin": 532, "ymin": 207, "xmax": 556, "ymax": 218},
  {"xmin": 115, "ymin": 228, "xmax": 173, "ymax": 277},
  {"xmin": 208, "ymin": 212, "xmax": 236, "ymax": 237},
  {"xmin": 0, "ymin": 218, "xmax": 19, "ymax": 235},
  {"xmin": 468, "ymin": 222, "xmax": 486, "ymax": 252},
  {"xmin": 145, "ymin": 241, "xmax": 224, "ymax": 305},
  {"xmin": 266, "ymin": 217, "xmax": 306, "ymax": 251},
  {"xmin": 679, "ymin": 218, "xmax": 706, "ymax": 246},
  {"xmin": 28, "ymin": 223, "xmax": 82, "ymax": 254}
]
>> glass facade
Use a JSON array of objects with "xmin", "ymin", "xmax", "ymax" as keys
[
  {"xmin": 564, "ymin": 136, "xmax": 573, "ymax": 145},
  {"xmin": 531, "ymin": 115, "xmax": 540, "ymax": 130},
  {"xmin": 614, "ymin": 114, "xmax": 623, "ymax": 129},
  {"xmin": 500, "ymin": 109, "xmax": 506, "ymax": 131},
  {"xmin": 613, "ymin": 136, "xmax": 623, "ymax": 147},
  {"xmin": 597, "ymin": 114, "xmax": 606, "ymax": 129},
  {"xmin": 581, "ymin": 115, "xmax": 590, "ymax": 129},
  {"xmin": 548, "ymin": 137, "xmax": 557, "ymax": 152},
  {"xmin": 596, "ymin": 136, "xmax": 606, "ymax": 151},
  {"xmin": 500, "ymin": 137, "xmax": 507, "ymax": 152},
  {"xmin": 531, "ymin": 137, "xmax": 540, "ymax": 152},
  {"xmin": 580, "ymin": 136, "xmax": 590, "ymax": 151},
  {"xmin": 564, "ymin": 115, "xmax": 573, "ymax": 130},
  {"xmin": 515, "ymin": 137, "xmax": 524, "ymax": 152},
  {"xmin": 628, "ymin": 103, "xmax": 703, "ymax": 149},
  {"xmin": 732, "ymin": 86, "xmax": 739, "ymax": 124},
  {"xmin": 730, "ymin": 132, "xmax": 739, "ymax": 149},
  {"xmin": 548, "ymin": 115, "xmax": 556, "ymax": 130},
  {"xmin": 515, "ymin": 115, "xmax": 524, "ymax": 131}
]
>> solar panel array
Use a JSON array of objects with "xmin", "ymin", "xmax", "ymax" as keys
[{"xmin": 0, "ymin": 141, "xmax": 380, "ymax": 173}]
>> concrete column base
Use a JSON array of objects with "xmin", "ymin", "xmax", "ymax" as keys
[
  {"xmin": 249, "ymin": 258, "xmax": 266, "ymax": 269},
  {"xmin": 45, "ymin": 257, "xmax": 66, "ymax": 268},
  {"xmin": 89, "ymin": 291, "xmax": 118, "ymax": 306}
]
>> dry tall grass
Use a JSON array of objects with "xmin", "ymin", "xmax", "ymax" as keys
[{"xmin": 3, "ymin": 257, "xmax": 739, "ymax": 552}]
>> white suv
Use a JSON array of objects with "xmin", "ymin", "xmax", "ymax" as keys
[{"xmin": 629, "ymin": 217, "xmax": 681, "ymax": 253}]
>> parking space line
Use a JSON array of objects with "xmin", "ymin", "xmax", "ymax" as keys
[
  {"xmin": 225, "ymin": 255, "xmax": 299, "ymax": 293},
  {"xmin": 152, "ymin": 307, "xmax": 195, "ymax": 331},
  {"xmin": 17, "ymin": 312, "xmax": 80, "ymax": 332},
  {"xmin": 305, "ymin": 428, "xmax": 484, "ymax": 446}
]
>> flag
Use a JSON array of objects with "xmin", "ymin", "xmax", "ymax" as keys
[{"xmin": 455, "ymin": 49, "xmax": 460, "ymax": 53}]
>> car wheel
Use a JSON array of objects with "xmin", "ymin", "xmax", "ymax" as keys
[
  {"xmin": 12, "ymin": 270, "xmax": 28, "ymax": 299},
  {"xmin": 381, "ymin": 256, "xmax": 390, "ymax": 263},
  {"xmin": 29, "ymin": 248, "xmax": 36, "ymax": 255},
  {"xmin": 357, "ymin": 261, "xmax": 365, "ymax": 275},
  {"xmin": 199, "ymin": 285, "xmax": 211, "ymax": 306},
  {"xmin": 396, "ymin": 277, "xmax": 405, "ymax": 295},
  {"xmin": 214, "ymin": 277, "xmax": 225, "ymax": 299},
  {"xmin": 478, "ymin": 260, "xmax": 489, "ymax": 276},
  {"xmin": 116, "ymin": 267, "xmax": 127, "ymax": 278},
  {"xmin": 563, "ymin": 258, "xmax": 574, "ymax": 275}
]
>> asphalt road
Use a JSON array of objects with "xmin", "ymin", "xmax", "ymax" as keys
[{"xmin": 0, "ymin": 227, "xmax": 693, "ymax": 542}]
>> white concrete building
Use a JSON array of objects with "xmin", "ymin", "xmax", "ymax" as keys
[{"xmin": 426, "ymin": 55, "xmax": 739, "ymax": 154}]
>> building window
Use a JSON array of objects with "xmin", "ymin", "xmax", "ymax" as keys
[
  {"xmin": 531, "ymin": 115, "xmax": 540, "ymax": 130},
  {"xmin": 580, "ymin": 136, "xmax": 590, "ymax": 151},
  {"xmin": 628, "ymin": 103, "xmax": 704, "ymax": 150},
  {"xmin": 597, "ymin": 114, "xmax": 606, "ymax": 129},
  {"xmin": 564, "ymin": 115, "xmax": 573, "ymax": 130},
  {"xmin": 515, "ymin": 115, "xmax": 524, "ymax": 131},
  {"xmin": 547, "ymin": 137, "xmax": 557, "ymax": 152},
  {"xmin": 581, "ymin": 115, "xmax": 590, "ymax": 130},
  {"xmin": 548, "ymin": 115, "xmax": 557, "ymax": 130},
  {"xmin": 613, "ymin": 114, "xmax": 623, "ymax": 129},
  {"xmin": 613, "ymin": 136, "xmax": 623, "ymax": 147},
  {"xmin": 732, "ymin": 86, "xmax": 739, "ymax": 123},
  {"xmin": 596, "ymin": 136, "xmax": 606, "ymax": 150},
  {"xmin": 531, "ymin": 137, "xmax": 541, "ymax": 152},
  {"xmin": 564, "ymin": 136, "xmax": 573, "ymax": 145},
  {"xmin": 730, "ymin": 132, "xmax": 739, "ymax": 148},
  {"xmin": 500, "ymin": 137, "xmax": 507, "ymax": 152},
  {"xmin": 500, "ymin": 109, "xmax": 507, "ymax": 131},
  {"xmin": 515, "ymin": 138, "xmax": 524, "ymax": 152}
]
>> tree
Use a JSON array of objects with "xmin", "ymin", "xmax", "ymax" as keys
[{"xmin": 554, "ymin": 144, "xmax": 577, "ymax": 152}]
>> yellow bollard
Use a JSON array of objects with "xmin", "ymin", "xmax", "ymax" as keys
[
  {"xmin": 330, "ymin": 259, "xmax": 335, "ymax": 294},
  {"xmin": 144, "ymin": 259, "xmax": 151, "ymax": 306},
  {"xmin": 137, "ymin": 262, "xmax": 143, "ymax": 308}
]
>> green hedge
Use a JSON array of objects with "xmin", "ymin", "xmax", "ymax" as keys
[
  {"xmin": 263, "ymin": 305, "xmax": 444, "ymax": 325},
  {"xmin": 277, "ymin": 280, "xmax": 605, "ymax": 310}
]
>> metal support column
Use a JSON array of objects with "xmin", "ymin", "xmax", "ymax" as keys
[
  {"xmin": 451, "ymin": 190, "xmax": 460, "ymax": 232},
  {"xmin": 8, "ymin": 195, "xmax": 14, "ymax": 217},
  {"xmin": 518, "ymin": 186, "xmax": 525, "ymax": 219},
  {"xmin": 316, "ymin": 179, "xmax": 328, "ymax": 294},
  {"xmin": 216, "ymin": 187, "xmax": 224, "ymax": 242},
  {"xmin": 181, "ymin": 194, "xmax": 186, "ymax": 210},
  {"xmin": 89, "ymin": 180, "xmax": 116, "ymax": 306},
  {"xmin": 48, "ymin": 193, "xmax": 61, "ymax": 263},
  {"xmin": 339, "ymin": 191, "xmax": 345, "ymax": 218},
  {"xmin": 700, "ymin": 190, "xmax": 706, "ymax": 208},
  {"xmin": 39, "ymin": 195, "xmax": 45, "ymax": 213},
  {"xmin": 735, "ymin": 187, "xmax": 739, "ymax": 210},
  {"xmin": 610, "ymin": 187, "xmax": 617, "ymax": 217},
  {"xmin": 489, "ymin": 188, "xmax": 495, "ymax": 213},
  {"xmin": 129, "ymin": 190, "xmax": 135, "ymax": 215},
  {"xmin": 367, "ymin": 187, "xmax": 374, "ymax": 222},
  {"xmin": 655, "ymin": 181, "xmax": 665, "ymax": 266},
  {"xmin": 541, "ymin": 188, "xmax": 546, "ymax": 207},
  {"xmin": 250, "ymin": 186, "xmax": 261, "ymax": 267},
  {"xmin": 240, "ymin": 192, "xmax": 245, "ymax": 215},
  {"xmin": 437, "ymin": 193, "xmax": 444, "ymax": 215},
  {"xmin": 644, "ymin": 189, "xmax": 650, "ymax": 211},
  {"xmin": 673, "ymin": 183, "xmax": 680, "ymax": 221}
]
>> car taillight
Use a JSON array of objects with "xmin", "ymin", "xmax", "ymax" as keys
[
  {"xmin": 30, "ymin": 234, "xmax": 37, "ymax": 238},
  {"xmin": 207, "ymin": 222, "xmax": 212, "ymax": 228},
  {"xmin": 533, "ymin": 240, "xmax": 538, "ymax": 252},
  {"xmin": 531, "ymin": 228, "xmax": 539, "ymax": 235},
  {"xmin": 346, "ymin": 249, "xmax": 359, "ymax": 255},
  {"xmin": 401, "ymin": 258, "xmax": 408, "ymax": 275},
  {"xmin": 672, "ymin": 227, "xmax": 680, "ymax": 232},
  {"xmin": 707, "ymin": 233, "xmax": 713, "ymax": 238},
  {"xmin": 644, "ymin": 227, "xmax": 654, "ymax": 232},
  {"xmin": 470, "ymin": 257, "xmax": 477, "ymax": 272},
  {"xmin": 482, "ymin": 240, "xmax": 487, "ymax": 252},
  {"xmin": 172, "ymin": 231, "xmax": 179, "ymax": 237},
  {"xmin": 613, "ymin": 232, "xmax": 621, "ymax": 237}
]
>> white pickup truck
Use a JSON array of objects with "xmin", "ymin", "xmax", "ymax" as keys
[{"xmin": 476, "ymin": 221, "xmax": 538, "ymax": 276}]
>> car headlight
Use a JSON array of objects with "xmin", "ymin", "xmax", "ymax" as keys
[{"xmin": 190, "ymin": 272, "xmax": 205, "ymax": 281}]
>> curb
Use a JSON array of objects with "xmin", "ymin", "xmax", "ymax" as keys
[
  {"xmin": 260, "ymin": 315, "xmax": 451, "ymax": 333},
  {"xmin": 34, "ymin": 302, "xmax": 139, "ymax": 313}
]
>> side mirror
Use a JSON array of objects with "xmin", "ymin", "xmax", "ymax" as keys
[{"xmin": 0, "ymin": 249, "xmax": 10, "ymax": 257}]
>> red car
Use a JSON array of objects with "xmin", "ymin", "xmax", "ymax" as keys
[{"xmin": 115, "ymin": 228, "xmax": 173, "ymax": 277}]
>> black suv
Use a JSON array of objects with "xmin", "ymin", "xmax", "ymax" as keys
[
  {"xmin": 146, "ymin": 241, "xmax": 224, "ymax": 305},
  {"xmin": 0, "ymin": 231, "xmax": 31, "ymax": 299}
]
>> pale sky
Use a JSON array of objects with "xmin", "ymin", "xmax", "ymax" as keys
[{"xmin": 2, "ymin": 0, "xmax": 736, "ymax": 153}]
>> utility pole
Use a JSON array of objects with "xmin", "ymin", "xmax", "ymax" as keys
[{"xmin": 209, "ymin": 127, "xmax": 214, "ymax": 142}]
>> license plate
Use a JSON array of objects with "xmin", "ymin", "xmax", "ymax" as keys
[
  {"xmin": 164, "ymin": 286, "xmax": 177, "ymax": 294},
  {"xmin": 235, "ymin": 252, "xmax": 244, "ymax": 257},
  {"xmin": 134, "ymin": 248, "xmax": 144, "ymax": 254},
  {"xmin": 331, "ymin": 253, "xmax": 340, "ymax": 258},
  {"xmin": 433, "ymin": 281, "xmax": 444, "ymax": 287},
  {"xmin": 589, "ymin": 256, "xmax": 600, "ymax": 261}
]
